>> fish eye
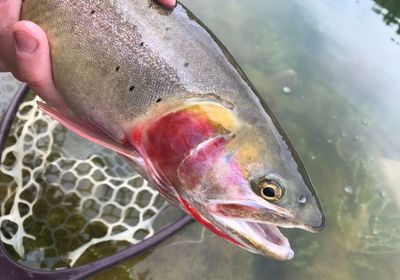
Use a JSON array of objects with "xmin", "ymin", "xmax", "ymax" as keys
[{"xmin": 257, "ymin": 178, "xmax": 284, "ymax": 202}]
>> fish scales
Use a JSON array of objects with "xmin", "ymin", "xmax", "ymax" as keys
[{"xmin": 21, "ymin": 0, "xmax": 251, "ymax": 140}]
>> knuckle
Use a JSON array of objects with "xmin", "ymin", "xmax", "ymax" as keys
[
  {"xmin": 0, "ymin": 31, "xmax": 10, "ymax": 49},
  {"xmin": 0, "ymin": 20, "xmax": 10, "ymax": 34},
  {"xmin": 0, "ymin": 15, "xmax": 18, "ymax": 35}
]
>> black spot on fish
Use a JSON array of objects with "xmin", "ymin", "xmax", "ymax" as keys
[
  {"xmin": 90, "ymin": 10, "xmax": 95, "ymax": 15},
  {"xmin": 165, "ymin": 27, "xmax": 170, "ymax": 31},
  {"xmin": 115, "ymin": 66, "xmax": 120, "ymax": 72},
  {"xmin": 184, "ymin": 62, "xmax": 189, "ymax": 68},
  {"xmin": 129, "ymin": 86, "xmax": 135, "ymax": 91},
  {"xmin": 156, "ymin": 98, "xmax": 162, "ymax": 103},
  {"xmin": 140, "ymin": 42, "xmax": 144, "ymax": 47}
]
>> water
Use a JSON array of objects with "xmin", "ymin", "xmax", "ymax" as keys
[
  {"xmin": 122, "ymin": 0, "xmax": 400, "ymax": 279},
  {"xmin": 1, "ymin": 0, "xmax": 400, "ymax": 279}
]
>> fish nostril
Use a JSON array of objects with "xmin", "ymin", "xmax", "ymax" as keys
[{"xmin": 297, "ymin": 194, "xmax": 307, "ymax": 205}]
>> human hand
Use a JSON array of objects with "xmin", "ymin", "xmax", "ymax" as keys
[
  {"xmin": 0, "ymin": 0, "xmax": 176, "ymax": 108},
  {"xmin": 0, "ymin": 0, "xmax": 66, "ymax": 108}
]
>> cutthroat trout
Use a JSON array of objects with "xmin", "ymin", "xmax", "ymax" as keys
[{"xmin": 21, "ymin": 0, "xmax": 324, "ymax": 260}]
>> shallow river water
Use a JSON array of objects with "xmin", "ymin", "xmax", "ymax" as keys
[{"xmin": 1, "ymin": 0, "xmax": 400, "ymax": 279}]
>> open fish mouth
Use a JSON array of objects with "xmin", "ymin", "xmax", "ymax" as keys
[
  {"xmin": 213, "ymin": 215, "xmax": 294, "ymax": 260},
  {"xmin": 205, "ymin": 201, "xmax": 295, "ymax": 260}
]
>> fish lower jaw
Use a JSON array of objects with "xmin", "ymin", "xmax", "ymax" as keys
[{"xmin": 213, "ymin": 216, "xmax": 294, "ymax": 260}]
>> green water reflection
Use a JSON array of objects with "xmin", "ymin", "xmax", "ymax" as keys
[{"xmin": 94, "ymin": 0, "xmax": 400, "ymax": 279}]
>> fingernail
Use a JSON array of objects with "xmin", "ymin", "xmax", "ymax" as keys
[{"xmin": 13, "ymin": 30, "xmax": 39, "ymax": 54}]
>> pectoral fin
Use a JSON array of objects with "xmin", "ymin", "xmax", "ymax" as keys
[{"xmin": 38, "ymin": 102, "xmax": 144, "ymax": 167}]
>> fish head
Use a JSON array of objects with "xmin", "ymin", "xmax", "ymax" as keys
[{"xmin": 130, "ymin": 98, "xmax": 324, "ymax": 260}]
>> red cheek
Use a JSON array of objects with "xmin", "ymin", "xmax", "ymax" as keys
[
  {"xmin": 177, "ymin": 135, "xmax": 228, "ymax": 188},
  {"xmin": 136, "ymin": 110, "xmax": 219, "ymax": 185}
]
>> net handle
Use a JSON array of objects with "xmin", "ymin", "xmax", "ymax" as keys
[{"xmin": 0, "ymin": 83, "xmax": 193, "ymax": 280}]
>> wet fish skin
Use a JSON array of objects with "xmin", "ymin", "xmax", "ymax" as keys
[
  {"xmin": 22, "ymin": 0, "xmax": 324, "ymax": 260},
  {"xmin": 21, "ymin": 0, "xmax": 250, "ymax": 140}
]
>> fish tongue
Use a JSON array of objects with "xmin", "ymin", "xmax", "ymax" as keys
[{"xmin": 256, "ymin": 223, "xmax": 287, "ymax": 246}]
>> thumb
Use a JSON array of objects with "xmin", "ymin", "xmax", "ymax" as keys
[
  {"xmin": 157, "ymin": 0, "xmax": 176, "ymax": 9},
  {"xmin": 12, "ymin": 20, "xmax": 67, "ymax": 109}
]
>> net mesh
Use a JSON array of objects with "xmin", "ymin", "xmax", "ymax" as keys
[
  {"xmin": 0, "ymin": 73, "xmax": 22, "ymax": 112},
  {"xmin": 0, "ymin": 95, "xmax": 168, "ymax": 269}
]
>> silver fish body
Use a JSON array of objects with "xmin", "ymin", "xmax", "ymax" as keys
[
  {"xmin": 22, "ymin": 0, "xmax": 324, "ymax": 260},
  {"xmin": 22, "ymin": 0, "xmax": 253, "ymax": 140}
]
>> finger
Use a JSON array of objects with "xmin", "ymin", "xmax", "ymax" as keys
[
  {"xmin": 157, "ymin": 0, "xmax": 176, "ymax": 9},
  {"xmin": 0, "ymin": 0, "xmax": 21, "ymax": 71},
  {"xmin": 13, "ymin": 21, "xmax": 68, "ymax": 109}
]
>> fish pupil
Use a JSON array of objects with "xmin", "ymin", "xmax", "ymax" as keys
[{"xmin": 263, "ymin": 187, "xmax": 276, "ymax": 198}]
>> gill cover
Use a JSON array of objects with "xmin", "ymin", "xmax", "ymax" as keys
[{"xmin": 127, "ymin": 100, "xmax": 323, "ymax": 259}]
